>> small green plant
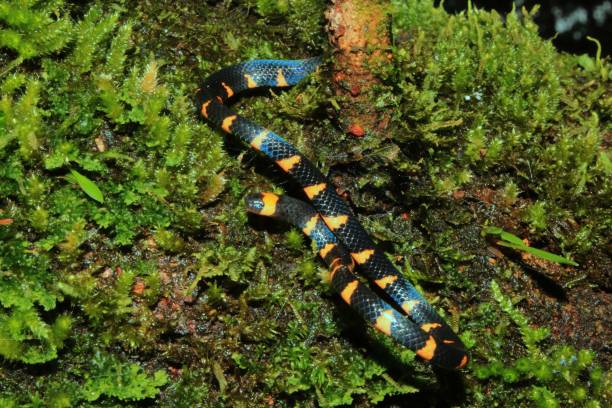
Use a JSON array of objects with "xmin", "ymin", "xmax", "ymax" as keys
[
  {"xmin": 185, "ymin": 243, "xmax": 261, "ymax": 295},
  {"xmin": 66, "ymin": 169, "xmax": 104, "ymax": 203},
  {"xmin": 484, "ymin": 226, "xmax": 578, "ymax": 266},
  {"xmin": 82, "ymin": 352, "xmax": 168, "ymax": 402},
  {"xmin": 0, "ymin": 77, "xmax": 41, "ymax": 157}
]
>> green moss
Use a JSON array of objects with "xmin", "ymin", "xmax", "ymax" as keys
[
  {"xmin": 255, "ymin": 0, "xmax": 290, "ymax": 16},
  {"xmin": 262, "ymin": 335, "xmax": 419, "ymax": 406},
  {"xmin": 154, "ymin": 228, "xmax": 185, "ymax": 252},
  {"xmin": 0, "ymin": 0, "xmax": 222, "ymax": 402},
  {"xmin": 252, "ymin": 0, "xmax": 326, "ymax": 47},
  {"xmin": 471, "ymin": 281, "xmax": 608, "ymax": 407},
  {"xmin": 384, "ymin": 0, "xmax": 610, "ymax": 257},
  {"xmin": 1, "ymin": 0, "xmax": 609, "ymax": 406},
  {"xmin": 0, "ymin": 0, "xmax": 73, "ymax": 61},
  {"xmin": 0, "ymin": 78, "xmax": 41, "ymax": 157},
  {"xmin": 285, "ymin": 228, "xmax": 305, "ymax": 252},
  {"xmin": 159, "ymin": 367, "xmax": 210, "ymax": 406},
  {"xmin": 0, "ymin": 226, "xmax": 68, "ymax": 363},
  {"xmin": 1, "ymin": 344, "xmax": 167, "ymax": 406},
  {"xmin": 81, "ymin": 352, "xmax": 168, "ymax": 402}
]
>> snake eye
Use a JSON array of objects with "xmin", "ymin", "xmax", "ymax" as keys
[
  {"xmin": 244, "ymin": 192, "xmax": 279, "ymax": 217},
  {"xmin": 244, "ymin": 194, "xmax": 265, "ymax": 213}
]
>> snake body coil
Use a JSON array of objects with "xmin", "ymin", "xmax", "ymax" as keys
[{"xmin": 197, "ymin": 58, "xmax": 468, "ymax": 369}]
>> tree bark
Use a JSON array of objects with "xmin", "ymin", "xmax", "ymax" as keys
[{"xmin": 326, "ymin": 0, "xmax": 391, "ymax": 137}]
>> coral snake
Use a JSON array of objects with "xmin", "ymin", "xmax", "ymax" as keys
[{"xmin": 197, "ymin": 57, "xmax": 468, "ymax": 369}]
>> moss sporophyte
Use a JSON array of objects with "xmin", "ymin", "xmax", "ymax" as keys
[{"xmin": 0, "ymin": 0, "xmax": 610, "ymax": 407}]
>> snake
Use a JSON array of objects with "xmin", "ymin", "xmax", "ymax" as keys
[{"xmin": 196, "ymin": 57, "xmax": 468, "ymax": 369}]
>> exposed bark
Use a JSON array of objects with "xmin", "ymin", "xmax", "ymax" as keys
[{"xmin": 326, "ymin": 0, "xmax": 391, "ymax": 137}]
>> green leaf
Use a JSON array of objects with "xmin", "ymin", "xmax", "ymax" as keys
[
  {"xmin": 483, "ymin": 226, "xmax": 503, "ymax": 235},
  {"xmin": 212, "ymin": 362, "xmax": 227, "ymax": 394},
  {"xmin": 496, "ymin": 241, "xmax": 578, "ymax": 266},
  {"xmin": 483, "ymin": 226, "xmax": 524, "ymax": 245},
  {"xmin": 484, "ymin": 226, "xmax": 578, "ymax": 266},
  {"xmin": 499, "ymin": 231, "xmax": 526, "ymax": 246},
  {"xmin": 69, "ymin": 169, "xmax": 104, "ymax": 203}
]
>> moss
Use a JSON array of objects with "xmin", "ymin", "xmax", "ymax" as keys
[
  {"xmin": 382, "ymin": 0, "xmax": 610, "ymax": 257},
  {"xmin": 0, "ymin": 0, "xmax": 73, "ymax": 61},
  {"xmin": 252, "ymin": 0, "xmax": 326, "ymax": 47},
  {"xmin": 1, "ymin": 0, "xmax": 610, "ymax": 406},
  {"xmin": 0, "ymin": 223, "xmax": 68, "ymax": 363},
  {"xmin": 81, "ymin": 352, "xmax": 168, "ymax": 402},
  {"xmin": 284, "ymin": 228, "xmax": 305, "ymax": 252},
  {"xmin": 0, "ymin": 338, "xmax": 167, "ymax": 406},
  {"xmin": 470, "ymin": 281, "xmax": 608, "ymax": 406}
]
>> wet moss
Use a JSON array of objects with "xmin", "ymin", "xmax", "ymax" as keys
[{"xmin": 0, "ymin": 0, "xmax": 609, "ymax": 406}]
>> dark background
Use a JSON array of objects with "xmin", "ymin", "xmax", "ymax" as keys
[{"xmin": 436, "ymin": 0, "xmax": 611, "ymax": 57}]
